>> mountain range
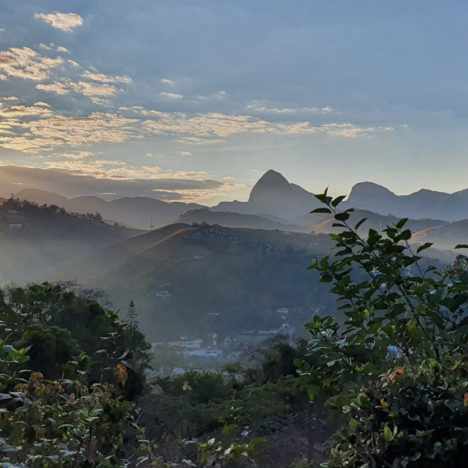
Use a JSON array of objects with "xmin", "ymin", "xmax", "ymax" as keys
[
  {"xmin": 346, "ymin": 182, "xmax": 468, "ymax": 221},
  {"xmin": 13, "ymin": 188, "xmax": 203, "ymax": 229},
  {"xmin": 6, "ymin": 169, "xmax": 468, "ymax": 251},
  {"xmin": 0, "ymin": 170, "xmax": 463, "ymax": 340},
  {"xmin": 12, "ymin": 169, "xmax": 468, "ymax": 227}
]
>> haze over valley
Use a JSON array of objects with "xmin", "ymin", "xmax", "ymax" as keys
[{"xmin": 0, "ymin": 168, "xmax": 464, "ymax": 341}]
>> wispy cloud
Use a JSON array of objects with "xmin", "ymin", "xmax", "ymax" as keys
[
  {"xmin": 58, "ymin": 151, "xmax": 94, "ymax": 159},
  {"xmin": 0, "ymin": 98, "xmax": 395, "ymax": 155},
  {"xmin": 160, "ymin": 91, "xmax": 183, "ymax": 100},
  {"xmin": 0, "ymin": 47, "xmax": 63, "ymax": 81},
  {"xmin": 82, "ymin": 70, "xmax": 132, "ymax": 84},
  {"xmin": 246, "ymin": 101, "xmax": 333, "ymax": 115},
  {"xmin": 0, "ymin": 165, "xmax": 243, "ymax": 203},
  {"xmin": 161, "ymin": 78, "xmax": 175, "ymax": 86},
  {"xmin": 37, "ymin": 79, "xmax": 119, "ymax": 104},
  {"xmin": 0, "ymin": 104, "xmax": 140, "ymax": 152},
  {"xmin": 34, "ymin": 12, "xmax": 84, "ymax": 32}
]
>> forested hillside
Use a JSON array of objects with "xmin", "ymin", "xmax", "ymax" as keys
[
  {"xmin": 55, "ymin": 223, "xmax": 338, "ymax": 340},
  {"xmin": 0, "ymin": 198, "xmax": 138, "ymax": 282}
]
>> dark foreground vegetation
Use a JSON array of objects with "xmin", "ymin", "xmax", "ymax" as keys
[{"xmin": 0, "ymin": 192, "xmax": 467, "ymax": 466}]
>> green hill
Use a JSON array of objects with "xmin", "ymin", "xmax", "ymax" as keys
[{"xmin": 56, "ymin": 223, "xmax": 337, "ymax": 341}]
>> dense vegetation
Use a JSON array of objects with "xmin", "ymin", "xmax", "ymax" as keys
[
  {"xmin": 298, "ymin": 192, "xmax": 468, "ymax": 467},
  {"xmin": 0, "ymin": 283, "xmax": 154, "ymax": 466}
]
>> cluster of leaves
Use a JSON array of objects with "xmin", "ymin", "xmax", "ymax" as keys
[
  {"xmin": 198, "ymin": 431, "xmax": 267, "ymax": 467},
  {"xmin": 1, "ymin": 283, "xmax": 151, "ymax": 400},
  {"xmin": 328, "ymin": 358, "xmax": 468, "ymax": 467},
  {"xmin": 298, "ymin": 191, "xmax": 468, "ymax": 466},
  {"xmin": 0, "ymin": 338, "xmax": 138, "ymax": 466},
  {"xmin": 0, "ymin": 283, "xmax": 164, "ymax": 466}
]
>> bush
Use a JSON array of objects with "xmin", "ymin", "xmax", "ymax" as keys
[{"xmin": 298, "ymin": 191, "xmax": 468, "ymax": 466}]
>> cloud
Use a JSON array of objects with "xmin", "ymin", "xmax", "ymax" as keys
[
  {"xmin": 0, "ymin": 165, "xmax": 242, "ymax": 203},
  {"xmin": 246, "ymin": 101, "xmax": 333, "ymax": 115},
  {"xmin": 39, "ymin": 43, "xmax": 53, "ymax": 51},
  {"xmin": 0, "ymin": 47, "xmax": 63, "ymax": 81},
  {"xmin": 35, "ymin": 12, "xmax": 84, "ymax": 32},
  {"xmin": 37, "ymin": 79, "xmax": 121, "ymax": 104},
  {"xmin": 0, "ymin": 98, "xmax": 395, "ymax": 155},
  {"xmin": 36, "ymin": 81, "xmax": 70, "ymax": 95},
  {"xmin": 58, "ymin": 151, "xmax": 94, "ymax": 159},
  {"xmin": 82, "ymin": 70, "xmax": 132, "ymax": 84},
  {"xmin": 57, "ymin": 46, "xmax": 70, "ymax": 54},
  {"xmin": 179, "ymin": 151, "xmax": 192, "ymax": 157},
  {"xmin": 0, "ymin": 101, "xmax": 53, "ymax": 118},
  {"xmin": 161, "ymin": 78, "xmax": 175, "ymax": 86},
  {"xmin": 160, "ymin": 92, "xmax": 183, "ymax": 100},
  {"xmin": 0, "ymin": 106, "xmax": 140, "ymax": 152}
]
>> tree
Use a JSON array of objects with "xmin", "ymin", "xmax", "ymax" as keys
[{"xmin": 17, "ymin": 324, "xmax": 85, "ymax": 379}]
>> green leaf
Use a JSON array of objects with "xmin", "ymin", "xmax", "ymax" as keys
[
  {"xmin": 395, "ymin": 218, "xmax": 408, "ymax": 229},
  {"xmin": 399, "ymin": 229, "xmax": 412, "ymax": 241},
  {"xmin": 334, "ymin": 212, "xmax": 350, "ymax": 222},
  {"xmin": 307, "ymin": 384, "xmax": 320, "ymax": 400},
  {"xmin": 454, "ymin": 244, "xmax": 468, "ymax": 249},
  {"xmin": 416, "ymin": 242, "xmax": 433, "ymax": 253},
  {"xmin": 355, "ymin": 218, "xmax": 367, "ymax": 230},
  {"xmin": 384, "ymin": 425, "xmax": 394, "ymax": 442},
  {"xmin": 311, "ymin": 207, "xmax": 332, "ymax": 214},
  {"xmin": 331, "ymin": 195, "xmax": 347, "ymax": 207}
]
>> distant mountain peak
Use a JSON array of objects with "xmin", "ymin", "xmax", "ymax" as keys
[
  {"xmin": 258, "ymin": 169, "xmax": 289, "ymax": 184},
  {"xmin": 248, "ymin": 170, "xmax": 291, "ymax": 202},
  {"xmin": 348, "ymin": 182, "xmax": 395, "ymax": 198}
]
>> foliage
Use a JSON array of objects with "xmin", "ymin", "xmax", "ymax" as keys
[
  {"xmin": 17, "ymin": 324, "xmax": 87, "ymax": 379},
  {"xmin": 0, "ymin": 283, "xmax": 162, "ymax": 467},
  {"xmin": 299, "ymin": 190, "xmax": 468, "ymax": 466},
  {"xmin": 0, "ymin": 338, "xmax": 135, "ymax": 466},
  {"xmin": 1, "ymin": 282, "xmax": 151, "ymax": 400},
  {"xmin": 326, "ymin": 358, "xmax": 468, "ymax": 467},
  {"xmin": 198, "ymin": 433, "xmax": 267, "ymax": 467}
]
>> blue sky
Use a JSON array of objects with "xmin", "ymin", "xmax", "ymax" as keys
[{"xmin": 0, "ymin": 0, "xmax": 467, "ymax": 203}]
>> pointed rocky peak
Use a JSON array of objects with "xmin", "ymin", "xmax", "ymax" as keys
[{"xmin": 248, "ymin": 170, "xmax": 292, "ymax": 202}]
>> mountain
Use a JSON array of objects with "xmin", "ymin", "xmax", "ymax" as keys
[
  {"xmin": 0, "ymin": 198, "xmax": 138, "ymax": 283},
  {"xmin": 213, "ymin": 170, "xmax": 320, "ymax": 219},
  {"xmin": 412, "ymin": 219, "xmax": 468, "ymax": 251},
  {"xmin": 178, "ymin": 207, "xmax": 309, "ymax": 232},
  {"xmin": 55, "ymin": 223, "xmax": 337, "ymax": 341},
  {"xmin": 13, "ymin": 170, "xmax": 468, "ymax": 230},
  {"xmin": 214, "ymin": 170, "xmax": 468, "ymax": 223},
  {"xmin": 311, "ymin": 209, "xmax": 445, "ymax": 236},
  {"xmin": 13, "ymin": 189, "xmax": 69, "ymax": 207},
  {"xmin": 346, "ymin": 182, "xmax": 466, "ymax": 221},
  {"xmin": 434, "ymin": 189, "xmax": 468, "ymax": 221},
  {"xmin": 14, "ymin": 189, "xmax": 205, "ymax": 229}
]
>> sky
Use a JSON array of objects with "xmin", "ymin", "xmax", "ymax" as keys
[{"xmin": 1, "ymin": 0, "xmax": 468, "ymax": 203}]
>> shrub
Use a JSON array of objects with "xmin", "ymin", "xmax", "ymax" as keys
[{"xmin": 298, "ymin": 191, "xmax": 468, "ymax": 466}]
